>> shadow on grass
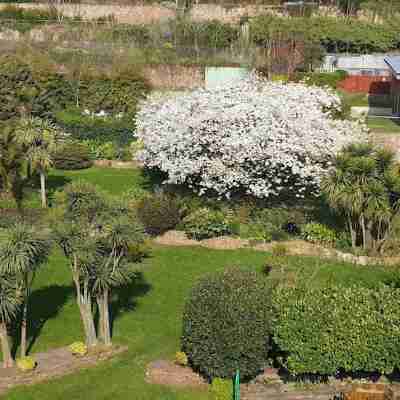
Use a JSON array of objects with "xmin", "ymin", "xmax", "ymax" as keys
[
  {"xmin": 109, "ymin": 272, "xmax": 152, "ymax": 337},
  {"xmin": 11, "ymin": 285, "xmax": 74, "ymax": 356}
]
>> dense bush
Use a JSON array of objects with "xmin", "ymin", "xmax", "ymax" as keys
[
  {"xmin": 136, "ymin": 193, "xmax": 181, "ymax": 235},
  {"xmin": 137, "ymin": 75, "xmax": 366, "ymax": 199},
  {"xmin": 181, "ymin": 268, "xmax": 273, "ymax": 380},
  {"xmin": 52, "ymin": 142, "xmax": 93, "ymax": 170},
  {"xmin": 273, "ymin": 284, "xmax": 400, "ymax": 375},
  {"xmin": 291, "ymin": 70, "xmax": 348, "ymax": 89},
  {"xmin": 182, "ymin": 208, "xmax": 231, "ymax": 240},
  {"xmin": 0, "ymin": 56, "xmax": 73, "ymax": 121},
  {"xmin": 251, "ymin": 16, "xmax": 400, "ymax": 53},
  {"xmin": 301, "ymin": 222, "xmax": 337, "ymax": 246}
]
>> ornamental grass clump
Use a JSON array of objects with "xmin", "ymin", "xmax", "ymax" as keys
[
  {"xmin": 137, "ymin": 74, "xmax": 367, "ymax": 199},
  {"xmin": 16, "ymin": 356, "xmax": 36, "ymax": 372},
  {"xmin": 69, "ymin": 342, "xmax": 88, "ymax": 357}
]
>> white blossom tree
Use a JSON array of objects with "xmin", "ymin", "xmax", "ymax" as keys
[{"xmin": 136, "ymin": 75, "xmax": 368, "ymax": 199}]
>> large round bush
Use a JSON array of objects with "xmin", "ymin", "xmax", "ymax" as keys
[
  {"xmin": 181, "ymin": 268, "xmax": 272, "ymax": 380},
  {"xmin": 137, "ymin": 75, "xmax": 367, "ymax": 199}
]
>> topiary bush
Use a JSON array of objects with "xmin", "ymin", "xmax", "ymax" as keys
[
  {"xmin": 273, "ymin": 284, "xmax": 400, "ymax": 376},
  {"xmin": 210, "ymin": 378, "xmax": 232, "ymax": 400},
  {"xmin": 136, "ymin": 193, "xmax": 181, "ymax": 236},
  {"xmin": 16, "ymin": 356, "xmax": 36, "ymax": 372},
  {"xmin": 182, "ymin": 208, "xmax": 231, "ymax": 240},
  {"xmin": 174, "ymin": 351, "xmax": 188, "ymax": 367},
  {"xmin": 52, "ymin": 142, "xmax": 93, "ymax": 170},
  {"xmin": 182, "ymin": 268, "xmax": 273, "ymax": 380}
]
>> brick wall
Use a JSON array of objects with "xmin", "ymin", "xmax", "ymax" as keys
[
  {"xmin": 142, "ymin": 64, "xmax": 205, "ymax": 90},
  {"xmin": 338, "ymin": 75, "xmax": 391, "ymax": 94}
]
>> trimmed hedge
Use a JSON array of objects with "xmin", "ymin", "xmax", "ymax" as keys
[
  {"xmin": 53, "ymin": 142, "xmax": 93, "ymax": 170},
  {"xmin": 273, "ymin": 284, "xmax": 400, "ymax": 375},
  {"xmin": 182, "ymin": 268, "xmax": 273, "ymax": 380}
]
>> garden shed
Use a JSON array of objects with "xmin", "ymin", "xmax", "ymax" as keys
[{"xmin": 384, "ymin": 55, "xmax": 400, "ymax": 115}]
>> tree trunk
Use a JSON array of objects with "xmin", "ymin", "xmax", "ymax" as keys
[
  {"xmin": 0, "ymin": 322, "xmax": 13, "ymax": 368},
  {"xmin": 347, "ymin": 215, "xmax": 356, "ymax": 249},
  {"xmin": 20, "ymin": 299, "xmax": 28, "ymax": 358},
  {"xmin": 96, "ymin": 295, "xmax": 105, "ymax": 343},
  {"xmin": 73, "ymin": 274, "xmax": 97, "ymax": 348},
  {"xmin": 360, "ymin": 213, "xmax": 367, "ymax": 250},
  {"xmin": 103, "ymin": 289, "xmax": 111, "ymax": 346},
  {"xmin": 40, "ymin": 171, "xmax": 47, "ymax": 208}
]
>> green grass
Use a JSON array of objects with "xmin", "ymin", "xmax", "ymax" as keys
[
  {"xmin": 366, "ymin": 117, "xmax": 400, "ymax": 133},
  {"xmin": 4, "ymin": 245, "xmax": 396, "ymax": 400},
  {"xmin": 0, "ymin": 167, "xmax": 153, "ymax": 209}
]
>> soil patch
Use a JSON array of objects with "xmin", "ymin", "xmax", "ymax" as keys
[
  {"xmin": 0, "ymin": 345, "xmax": 127, "ymax": 396},
  {"xmin": 145, "ymin": 360, "xmax": 207, "ymax": 388}
]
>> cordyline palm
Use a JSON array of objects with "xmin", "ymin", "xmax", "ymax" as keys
[
  {"xmin": 0, "ymin": 273, "xmax": 21, "ymax": 368},
  {"xmin": 0, "ymin": 123, "xmax": 25, "ymax": 209},
  {"xmin": 16, "ymin": 117, "xmax": 59, "ymax": 208},
  {"xmin": 92, "ymin": 216, "xmax": 144, "ymax": 346},
  {"xmin": 52, "ymin": 220, "xmax": 99, "ymax": 348},
  {"xmin": 0, "ymin": 223, "xmax": 51, "ymax": 357},
  {"xmin": 322, "ymin": 143, "xmax": 400, "ymax": 252}
]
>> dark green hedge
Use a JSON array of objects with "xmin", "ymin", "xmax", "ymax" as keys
[
  {"xmin": 53, "ymin": 142, "xmax": 93, "ymax": 170},
  {"xmin": 273, "ymin": 284, "xmax": 400, "ymax": 376},
  {"xmin": 182, "ymin": 268, "xmax": 273, "ymax": 380}
]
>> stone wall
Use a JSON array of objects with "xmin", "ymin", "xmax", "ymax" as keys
[{"xmin": 0, "ymin": 2, "xmax": 287, "ymax": 24}]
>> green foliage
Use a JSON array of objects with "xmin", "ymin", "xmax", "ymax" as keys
[
  {"xmin": 16, "ymin": 356, "xmax": 36, "ymax": 372},
  {"xmin": 273, "ymin": 284, "xmax": 400, "ymax": 375},
  {"xmin": 136, "ymin": 193, "xmax": 182, "ymax": 236},
  {"xmin": 210, "ymin": 378, "xmax": 232, "ymax": 400},
  {"xmin": 182, "ymin": 208, "xmax": 231, "ymax": 240},
  {"xmin": 0, "ymin": 55, "xmax": 73, "ymax": 121},
  {"xmin": 69, "ymin": 341, "xmax": 88, "ymax": 357},
  {"xmin": 82, "ymin": 140, "xmax": 119, "ymax": 160},
  {"xmin": 292, "ymin": 70, "xmax": 348, "ymax": 89},
  {"xmin": 182, "ymin": 268, "xmax": 272, "ymax": 380},
  {"xmin": 271, "ymin": 243, "xmax": 289, "ymax": 257},
  {"xmin": 251, "ymin": 16, "xmax": 400, "ymax": 53},
  {"xmin": 174, "ymin": 351, "xmax": 188, "ymax": 366},
  {"xmin": 301, "ymin": 223, "xmax": 337, "ymax": 246},
  {"xmin": 53, "ymin": 142, "xmax": 93, "ymax": 170}
]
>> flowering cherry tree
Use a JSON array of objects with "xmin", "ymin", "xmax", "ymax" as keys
[{"xmin": 136, "ymin": 75, "xmax": 368, "ymax": 198}]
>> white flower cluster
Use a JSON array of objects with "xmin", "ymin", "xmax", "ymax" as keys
[{"xmin": 136, "ymin": 75, "xmax": 368, "ymax": 198}]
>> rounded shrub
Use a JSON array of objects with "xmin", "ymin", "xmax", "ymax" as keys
[
  {"xmin": 136, "ymin": 193, "xmax": 181, "ymax": 236},
  {"xmin": 174, "ymin": 351, "xmax": 188, "ymax": 367},
  {"xmin": 182, "ymin": 208, "xmax": 231, "ymax": 240},
  {"xmin": 301, "ymin": 222, "xmax": 336, "ymax": 246},
  {"xmin": 182, "ymin": 268, "xmax": 272, "ymax": 380},
  {"xmin": 53, "ymin": 142, "xmax": 93, "ymax": 170},
  {"xmin": 69, "ymin": 341, "xmax": 88, "ymax": 357},
  {"xmin": 16, "ymin": 356, "xmax": 36, "ymax": 372}
]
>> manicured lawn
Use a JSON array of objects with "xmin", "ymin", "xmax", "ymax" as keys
[
  {"xmin": 366, "ymin": 117, "xmax": 400, "ymax": 133},
  {"xmin": 4, "ymin": 244, "xmax": 395, "ymax": 399}
]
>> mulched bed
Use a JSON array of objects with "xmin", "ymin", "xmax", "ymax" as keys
[{"xmin": 0, "ymin": 345, "xmax": 128, "ymax": 396}]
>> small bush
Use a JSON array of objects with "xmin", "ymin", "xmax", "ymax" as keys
[
  {"xmin": 69, "ymin": 342, "xmax": 88, "ymax": 357},
  {"xmin": 16, "ymin": 356, "xmax": 36, "ymax": 372},
  {"xmin": 301, "ymin": 222, "xmax": 336, "ymax": 246},
  {"xmin": 182, "ymin": 268, "xmax": 273, "ymax": 380},
  {"xmin": 174, "ymin": 351, "xmax": 188, "ymax": 366},
  {"xmin": 210, "ymin": 378, "xmax": 232, "ymax": 400},
  {"xmin": 273, "ymin": 284, "xmax": 400, "ymax": 375},
  {"xmin": 182, "ymin": 208, "xmax": 231, "ymax": 240},
  {"xmin": 53, "ymin": 142, "xmax": 93, "ymax": 170},
  {"xmin": 271, "ymin": 243, "xmax": 288, "ymax": 257},
  {"xmin": 136, "ymin": 193, "xmax": 181, "ymax": 236}
]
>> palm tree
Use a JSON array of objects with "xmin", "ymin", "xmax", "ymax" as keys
[
  {"xmin": 92, "ymin": 216, "xmax": 144, "ymax": 346},
  {"xmin": 0, "ymin": 122, "xmax": 25, "ymax": 209},
  {"xmin": 0, "ymin": 273, "xmax": 21, "ymax": 368},
  {"xmin": 16, "ymin": 117, "xmax": 60, "ymax": 208},
  {"xmin": 322, "ymin": 143, "xmax": 400, "ymax": 253},
  {"xmin": 0, "ymin": 224, "xmax": 51, "ymax": 357}
]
